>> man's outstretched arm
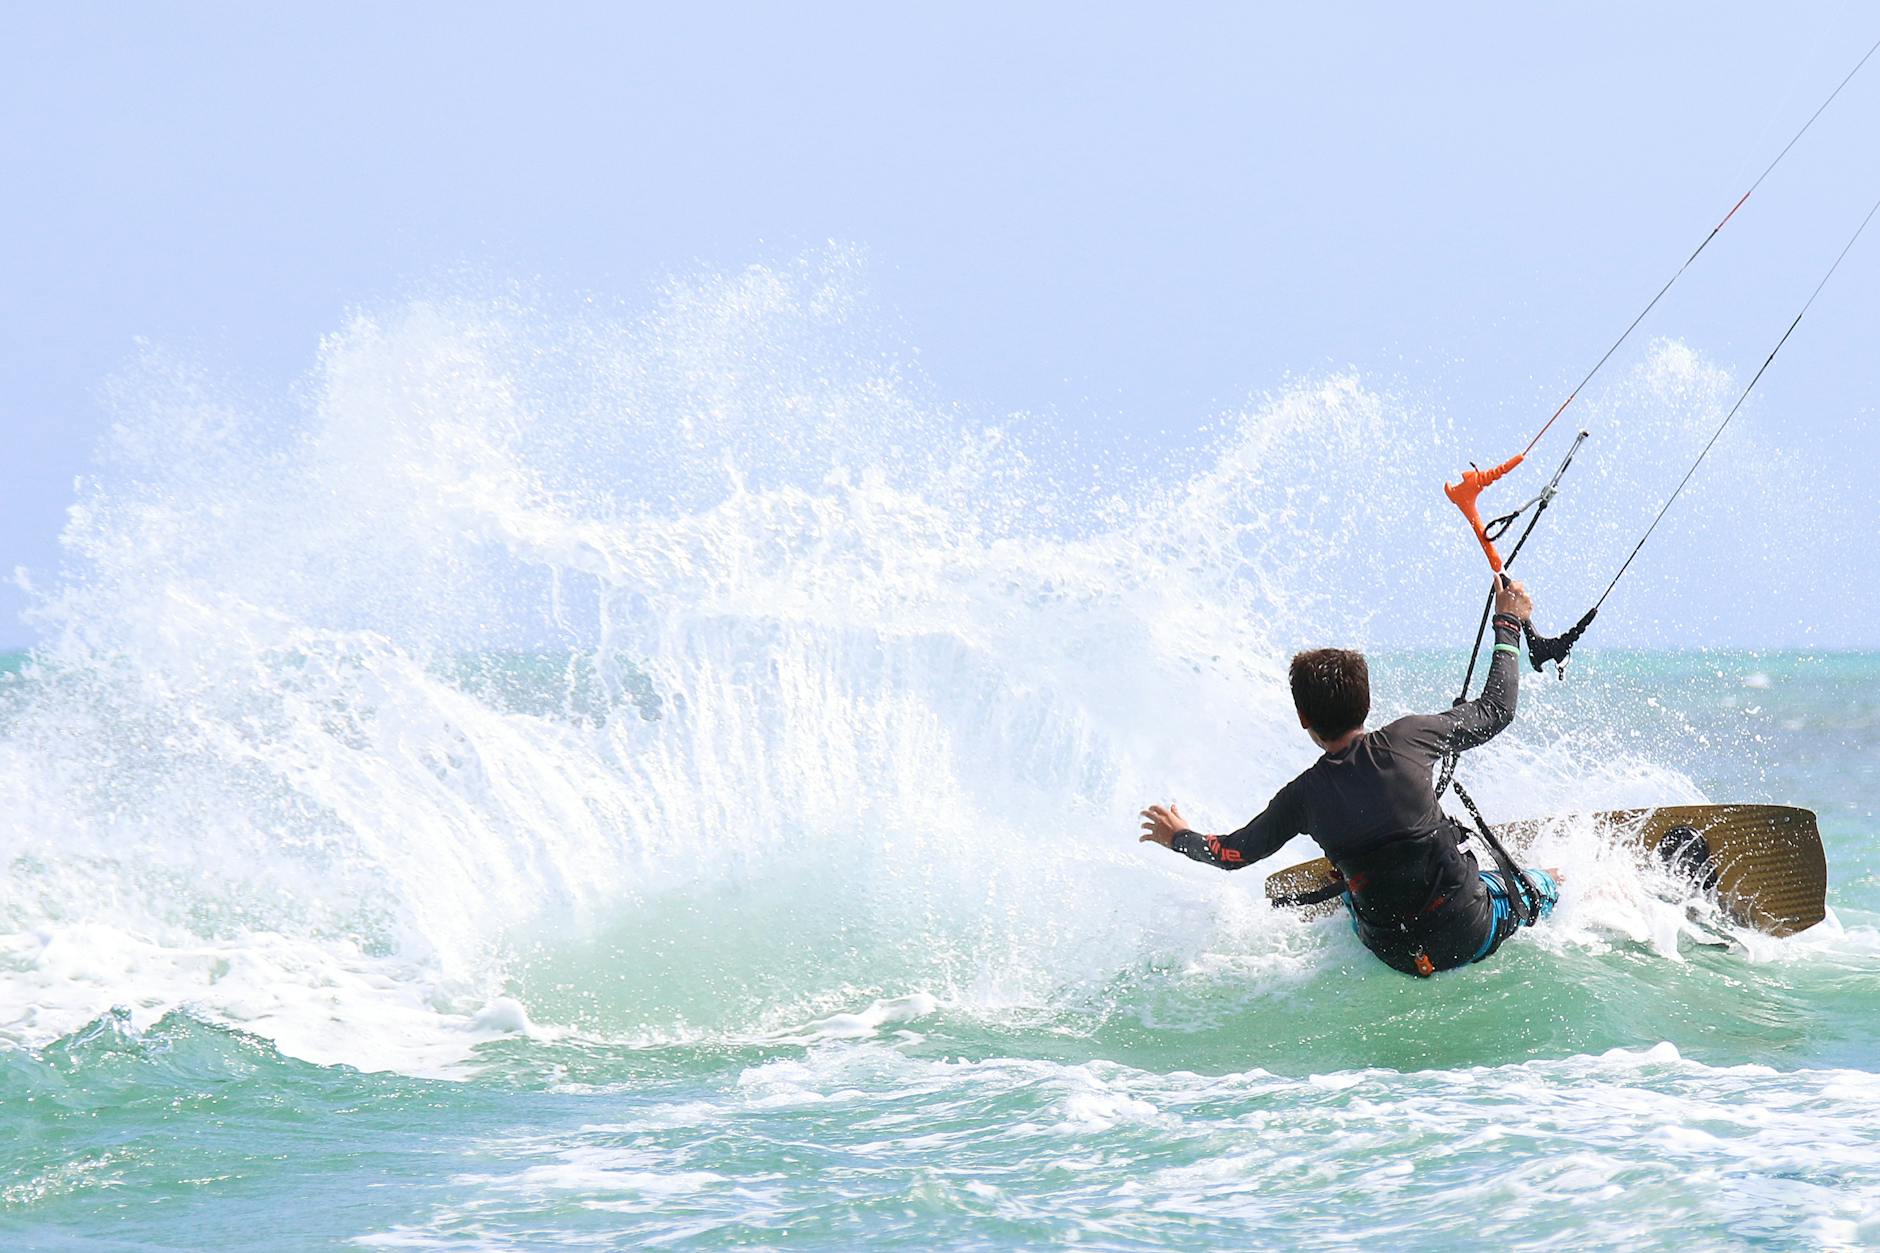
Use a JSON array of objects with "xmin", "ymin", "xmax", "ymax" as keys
[{"xmin": 1141, "ymin": 783, "xmax": 1306, "ymax": 870}]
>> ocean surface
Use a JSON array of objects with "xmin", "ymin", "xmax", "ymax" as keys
[{"xmin": 3, "ymin": 273, "xmax": 1877, "ymax": 1250}]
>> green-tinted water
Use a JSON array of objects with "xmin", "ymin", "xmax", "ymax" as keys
[{"xmin": 3, "ymin": 649, "xmax": 1877, "ymax": 1250}]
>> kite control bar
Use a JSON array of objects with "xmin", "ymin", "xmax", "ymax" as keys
[
  {"xmin": 1443, "ymin": 431, "xmax": 1588, "ymax": 580},
  {"xmin": 1438, "ymin": 431, "xmax": 1590, "ymax": 701},
  {"xmin": 1429, "ymin": 33, "xmax": 1879, "ymax": 791}
]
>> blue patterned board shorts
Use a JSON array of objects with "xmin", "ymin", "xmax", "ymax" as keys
[{"xmin": 1473, "ymin": 868, "xmax": 1560, "ymax": 961}]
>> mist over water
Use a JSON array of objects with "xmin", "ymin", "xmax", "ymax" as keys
[
  {"xmin": 0, "ymin": 255, "xmax": 1839, "ymax": 1064},
  {"xmin": 4, "ymin": 256, "xmax": 1878, "ymax": 1248}
]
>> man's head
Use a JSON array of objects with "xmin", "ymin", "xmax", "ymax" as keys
[{"xmin": 1289, "ymin": 648, "xmax": 1370, "ymax": 743}]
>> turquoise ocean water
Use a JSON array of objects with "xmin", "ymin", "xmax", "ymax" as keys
[{"xmin": 3, "ymin": 277, "xmax": 1877, "ymax": 1249}]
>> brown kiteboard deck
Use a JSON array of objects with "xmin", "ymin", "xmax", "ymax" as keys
[{"xmin": 1261, "ymin": 804, "xmax": 1827, "ymax": 937}]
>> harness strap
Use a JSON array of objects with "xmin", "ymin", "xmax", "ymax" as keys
[{"xmin": 1450, "ymin": 777, "xmax": 1539, "ymax": 926}]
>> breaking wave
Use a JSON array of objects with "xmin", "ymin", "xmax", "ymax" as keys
[{"xmin": 0, "ymin": 253, "xmax": 1824, "ymax": 1073}]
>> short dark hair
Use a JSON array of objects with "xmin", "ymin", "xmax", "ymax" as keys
[{"xmin": 1290, "ymin": 648, "xmax": 1370, "ymax": 740}]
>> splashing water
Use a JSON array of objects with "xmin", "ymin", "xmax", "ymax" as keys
[
  {"xmin": 0, "ymin": 256, "xmax": 1842, "ymax": 1073},
  {"xmin": 6, "ymin": 256, "xmax": 1880, "ymax": 1249}
]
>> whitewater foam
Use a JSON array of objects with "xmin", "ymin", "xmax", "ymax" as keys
[{"xmin": 0, "ymin": 258, "xmax": 1848, "ymax": 1074}]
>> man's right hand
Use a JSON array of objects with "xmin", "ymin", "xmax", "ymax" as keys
[
  {"xmin": 1139, "ymin": 803, "xmax": 1188, "ymax": 848},
  {"xmin": 1494, "ymin": 575, "xmax": 1533, "ymax": 622}
]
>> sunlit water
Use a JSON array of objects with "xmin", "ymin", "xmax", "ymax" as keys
[{"xmin": 2, "ymin": 262, "xmax": 1875, "ymax": 1250}]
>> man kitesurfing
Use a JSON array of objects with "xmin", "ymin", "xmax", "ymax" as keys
[
  {"xmin": 1137, "ymin": 575, "xmax": 1560, "ymax": 978},
  {"xmin": 1135, "ymin": 33, "xmax": 1879, "ymax": 976}
]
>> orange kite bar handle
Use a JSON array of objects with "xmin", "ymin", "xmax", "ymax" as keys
[{"xmin": 1444, "ymin": 453, "xmax": 1525, "ymax": 573}]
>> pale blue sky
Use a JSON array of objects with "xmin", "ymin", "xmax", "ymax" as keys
[{"xmin": 3, "ymin": 3, "xmax": 1877, "ymax": 647}]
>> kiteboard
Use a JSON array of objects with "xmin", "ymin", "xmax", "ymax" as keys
[{"xmin": 1263, "ymin": 804, "xmax": 1827, "ymax": 937}]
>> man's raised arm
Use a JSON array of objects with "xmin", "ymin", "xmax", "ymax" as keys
[{"xmin": 1443, "ymin": 578, "xmax": 1534, "ymax": 752}]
